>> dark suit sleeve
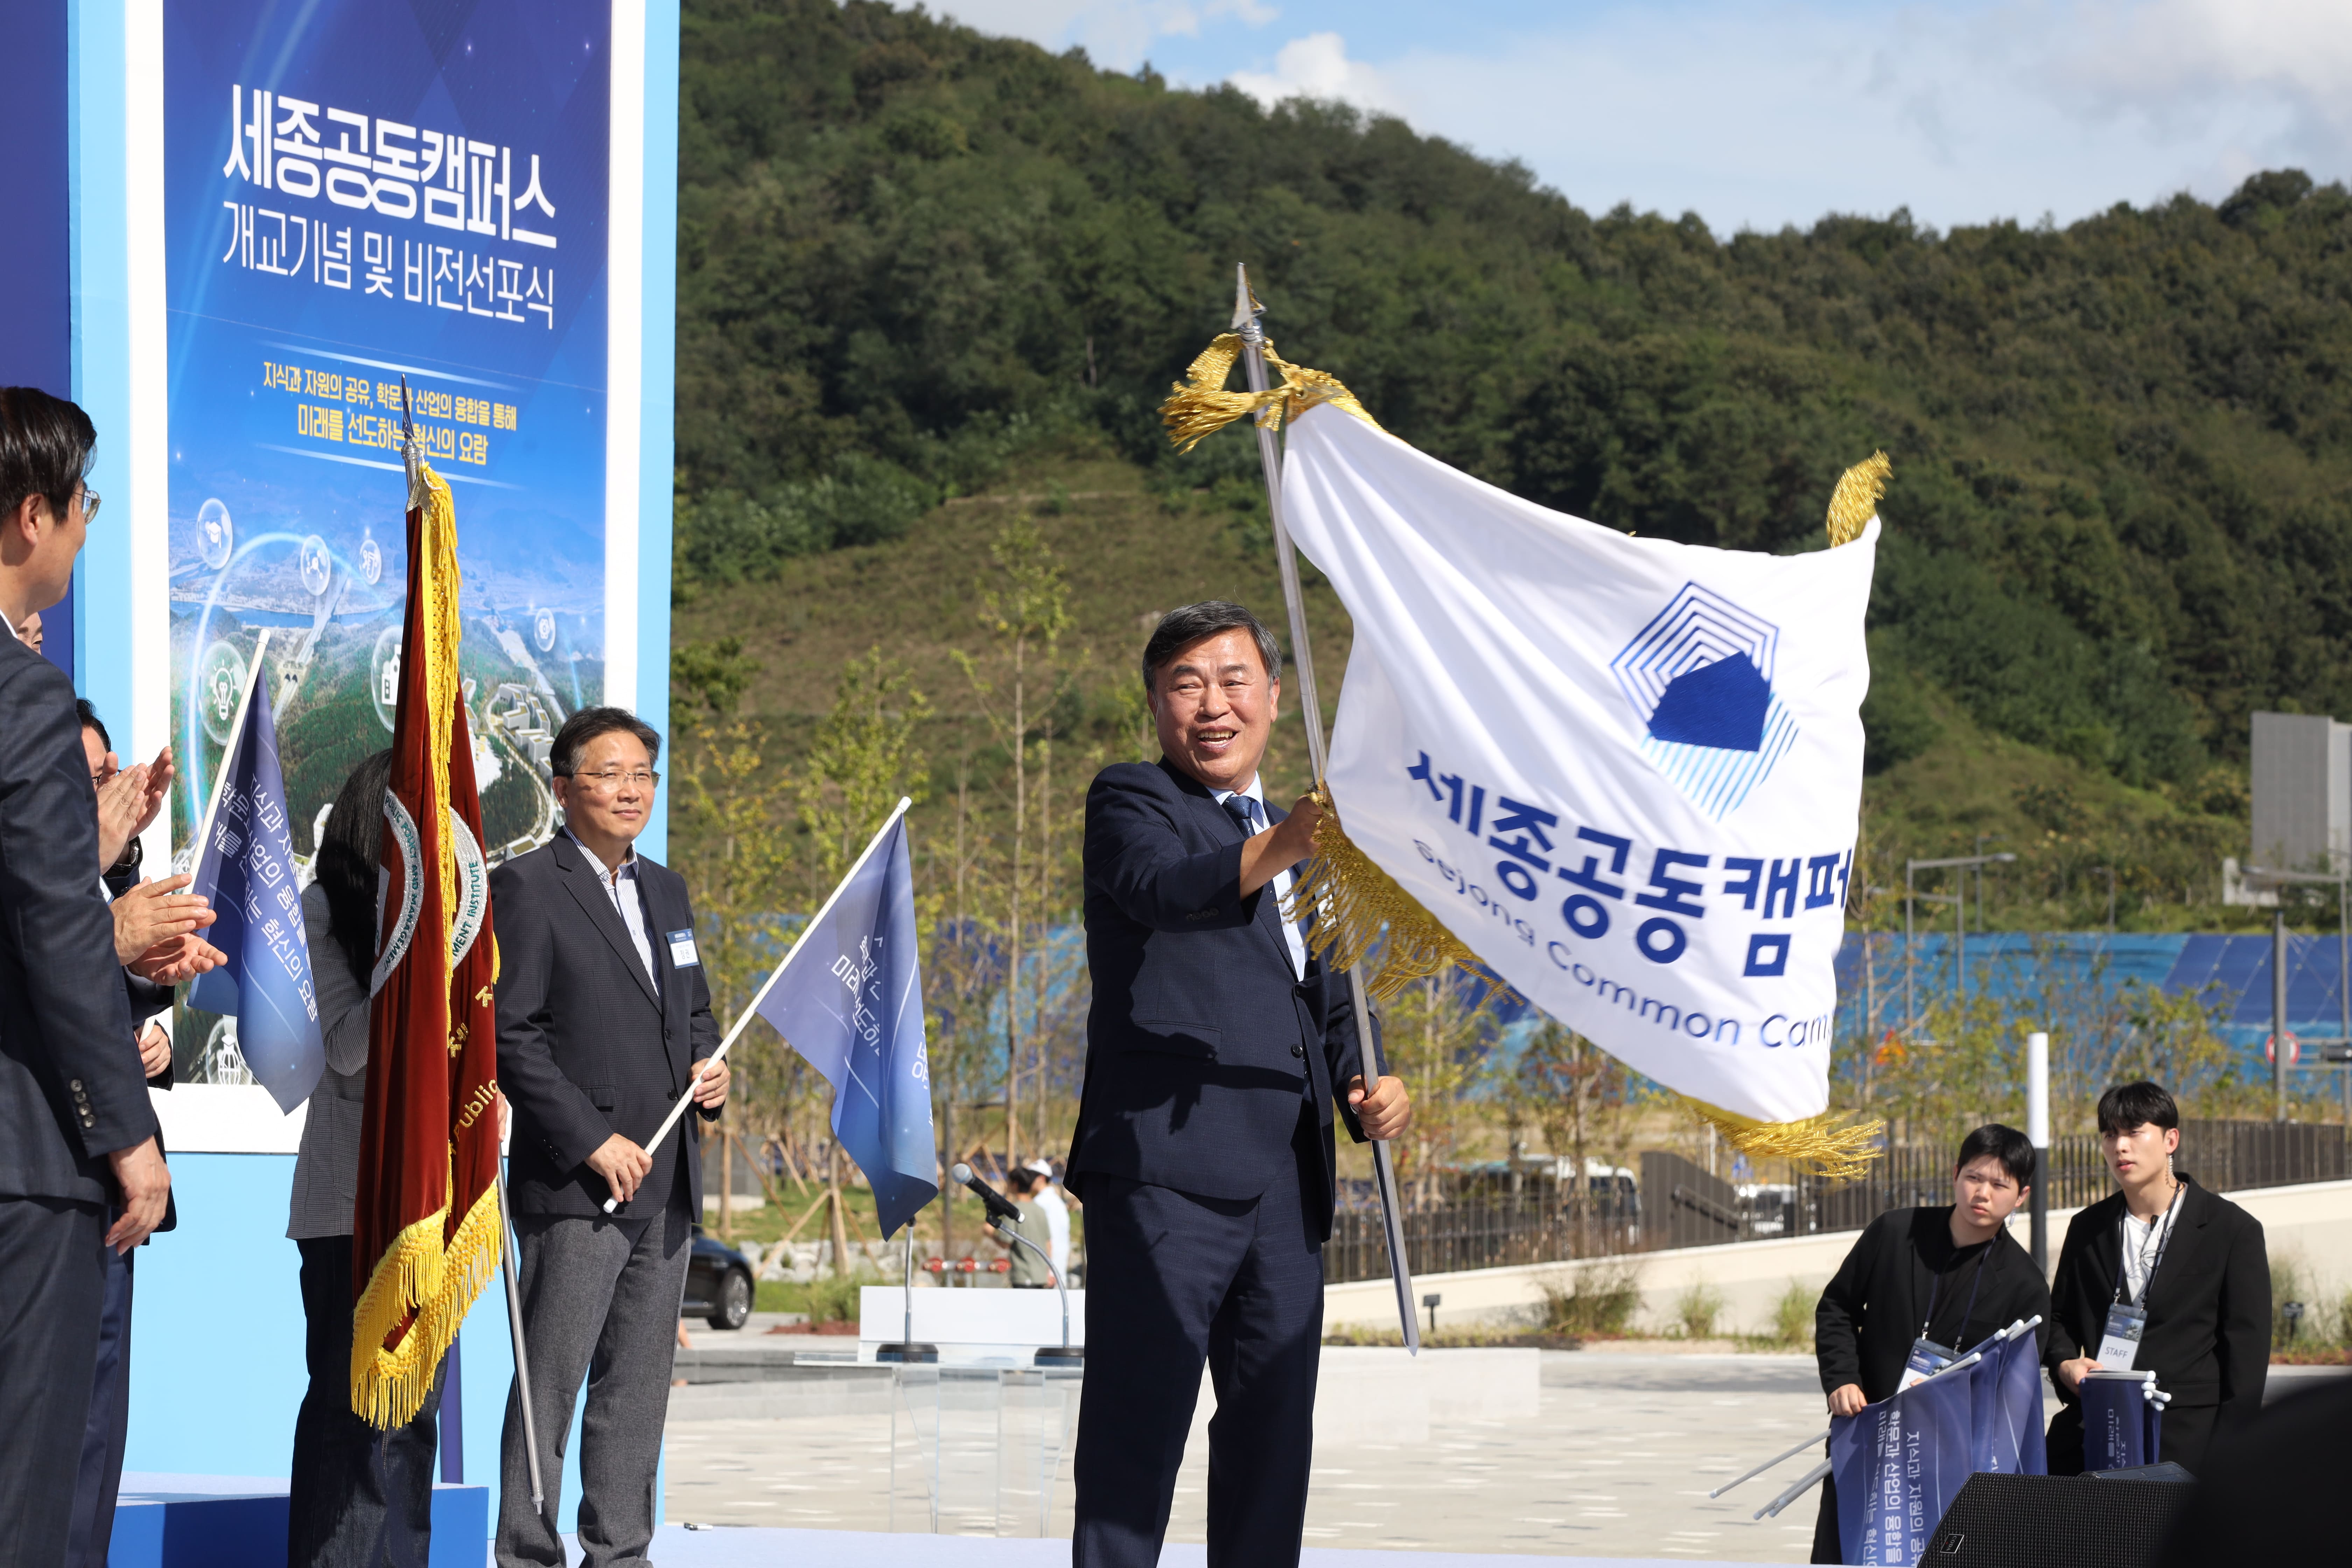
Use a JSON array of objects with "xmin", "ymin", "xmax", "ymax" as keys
[
  {"xmin": 2214, "ymin": 1209, "xmax": 2270, "ymax": 1430},
  {"xmin": 491, "ymin": 863, "xmax": 613, "ymax": 1170},
  {"xmin": 1085, "ymin": 770, "xmax": 1251, "ymax": 932},
  {"xmin": 123, "ymin": 969, "xmax": 174, "ymax": 1089},
  {"xmin": 1815, "ymin": 1212, "xmax": 1884, "ymax": 1395},
  {"xmin": 2043, "ymin": 1209, "xmax": 2096, "ymax": 1389},
  {"xmin": 0, "ymin": 657, "xmax": 151, "ymax": 1158},
  {"xmin": 684, "ymin": 883, "xmax": 722, "ymax": 1123}
]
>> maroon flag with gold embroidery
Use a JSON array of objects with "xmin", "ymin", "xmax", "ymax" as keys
[{"xmin": 350, "ymin": 426, "xmax": 502, "ymax": 1427}]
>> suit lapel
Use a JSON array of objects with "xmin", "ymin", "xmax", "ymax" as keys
[
  {"xmin": 640, "ymin": 864, "xmax": 692, "ymax": 1084},
  {"xmin": 553, "ymin": 833, "xmax": 661, "ymax": 1010}
]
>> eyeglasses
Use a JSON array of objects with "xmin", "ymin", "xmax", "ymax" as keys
[
  {"xmin": 79, "ymin": 487, "xmax": 100, "ymax": 525},
  {"xmin": 565, "ymin": 768, "xmax": 659, "ymax": 794}
]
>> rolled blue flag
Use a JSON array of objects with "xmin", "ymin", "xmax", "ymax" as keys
[
  {"xmin": 755, "ymin": 804, "xmax": 938, "ymax": 1236},
  {"xmin": 2080, "ymin": 1373, "xmax": 2162, "ymax": 1471},
  {"xmin": 1830, "ymin": 1364, "xmax": 1977, "ymax": 1566},
  {"xmin": 186, "ymin": 671, "xmax": 326, "ymax": 1112},
  {"xmin": 1967, "ymin": 1326, "xmax": 2048, "ymax": 1477}
]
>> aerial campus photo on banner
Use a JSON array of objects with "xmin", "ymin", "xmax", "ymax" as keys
[{"xmin": 6, "ymin": 1, "xmax": 2352, "ymax": 1567}]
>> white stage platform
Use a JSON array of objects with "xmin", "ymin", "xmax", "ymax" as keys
[{"xmin": 636, "ymin": 1527, "xmax": 1771, "ymax": 1567}]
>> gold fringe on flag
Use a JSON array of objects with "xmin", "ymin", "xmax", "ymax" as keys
[
  {"xmin": 1283, "ymin": 791, "xmax": 1503, "ymax": 1006},
  {"xmin": 1167, "ymin": 330, "xmax": 1889, "ymax": 1177},
  {"xmin": 1826, "ymin": 450, "xmax": 1890, "ymax": 547},
  {"xmin": 1160, "ymin": 334, "xmax": 1384, "ymax": 451},
  {"xmin": 1679, "ymin": 1099, "xmax": 1885, "ymax": 1183},
  {"xmin": 349, "ymin": 1173, "xmax": 504, "ymax": 1428}
]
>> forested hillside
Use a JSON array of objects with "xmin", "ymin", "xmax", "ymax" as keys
[{"xmin": 671, "ymin": 0, "xmax": 2352, "ymax": 929}]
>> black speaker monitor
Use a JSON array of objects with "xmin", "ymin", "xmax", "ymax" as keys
[{"xmin": 1927, "ymin": 1471, "xmax": 2193, "ymax": 1568}]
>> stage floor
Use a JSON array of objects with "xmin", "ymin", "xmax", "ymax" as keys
[{"xmin": 642, "ymin": 1526, "xmax": 1771, "ymax": 1568}]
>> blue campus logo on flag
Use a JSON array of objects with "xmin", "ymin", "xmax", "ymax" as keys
[
  {"xmin": 187, "ymin": 674, "xmax": 325, "ymax": 1113},
  {"xmin": 1610, "ymin": 582, "xmax": 1799, "ymax": 819},
  {"xmin": 756, "ymin": 810, "xmax": 938, "ymax": 1236}
]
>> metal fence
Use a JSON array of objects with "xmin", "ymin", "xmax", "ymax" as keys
[{"xmin": 1320, "ymin": 1118, "xmax": 2352, "ymax": 1285}]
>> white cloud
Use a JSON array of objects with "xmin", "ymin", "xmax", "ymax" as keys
[
  {"xmin": 1227, "ymin": 31, "xmax": 1403, "ymax": 113},
  {"xmin": 931, "ymin": 0, "xmax": 1277, "ymax": 72}
]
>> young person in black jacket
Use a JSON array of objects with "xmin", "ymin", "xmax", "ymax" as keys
[
  {"xmin": 2044, "ymin": 1080, "xmax": 2268, "ymax": 1476},
  {"xmin": 1808, "ymin": 1124, "xmax": 2051, "ymax": 1564}
]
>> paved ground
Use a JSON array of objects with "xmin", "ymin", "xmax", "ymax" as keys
[
  {"xmin": 663, "ymin": 1351, "xmax": 1833, "ymax": 1559},
  {"xmin": 662, "ymin": 1340, "xmax": 2352, "ymax": 1559}
]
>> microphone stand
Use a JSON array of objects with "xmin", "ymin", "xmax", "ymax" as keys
[
  {"xmin": 876, "ymin": 1222, "xmax": 938, "ymax": 1364},
  {"xmin": 992, "ymin": 1217, "xmax": 1081, "ymax": 1366}
]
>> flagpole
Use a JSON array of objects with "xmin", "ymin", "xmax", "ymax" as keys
[
  {"xmin": 1230, "ymin": 264, "xmax": 1421, "ymax": 1354},
  {"xmin": 494, "ymin": 1151, "xmax": 547, "ymax": 1512},
  {"xmin": 603, "ymin": 796, "xmax": 915, "ymax": 1213},
  {"xmin": 187, "ymin": 628, "xmax": 275, "ymax": 867}
]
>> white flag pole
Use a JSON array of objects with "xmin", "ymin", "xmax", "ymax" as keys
[
  {"xmin": 1230, "ymin": 264, "xmax": 1421, "ymax": 1354},
  {"xmin": 602, "ymin": 795, "xmax": 914, "ymax": 1213}
]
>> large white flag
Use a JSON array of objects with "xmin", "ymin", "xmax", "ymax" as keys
[{"xmin": 1281, "ymin": 404, "xmax": 1876, "ymax": 1125}]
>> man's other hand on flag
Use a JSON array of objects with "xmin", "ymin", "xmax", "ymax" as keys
[
  {"xmin": 1345, "ymin": 1072, "xmax": 1412, "ymax": 1140},
  {"xmin": 1239, "ymin": 791, "xmax": 1322, "ymax": 897},
  {"xmin": 111, "ymin": 874, "xmax": 220, "ymax": 967},
  {"xmin": 689, "ymin": 1055, "xmax": 730, "ymax": 1112},
  {"xmin": 93, "ymin": 743, "xmax": 173, "ymax": 870},
  {"xmin": 587, "ymin": 1134, "xmax": 655, "ymax": 1204}
]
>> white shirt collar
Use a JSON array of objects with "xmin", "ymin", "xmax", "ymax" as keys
[
  {"xmin": 1209, "ymin": 775, "xmax": 1266, "ymax": 812},
  {"xmin": 564, "ymin": 825, "xmax": 638, "ymax": 882}
]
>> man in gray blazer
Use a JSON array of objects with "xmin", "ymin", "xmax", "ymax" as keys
[
  {"xmin": 0, "ymin": 388, "xmax": 175, "ymax": 1568},
  {"xmin": 494, "ymin": 707, "xmax": 727, "ymax": 1568}
]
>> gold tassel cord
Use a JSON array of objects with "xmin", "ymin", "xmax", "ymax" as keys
[
  {"xmin": 1679, "ymin": 1098, "xmax": 1886, "ymax": 1184},
  {"xmin": 350, "ymin": 1164, "xmax": 504, "ymax": 1428},
  {"xmin": 1826, "ymin": 450, "xmax": 1890, "ymax": 547}
]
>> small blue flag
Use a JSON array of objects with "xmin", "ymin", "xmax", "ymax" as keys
[
  {"xmin": 755, "ymin": 806, "xmax": 937, "ymax": 1235},
  {"xmin": 2080, "ymin": 1373, "xmax": 2162, "ymax": 1471},
  {"xmin": 187, "ymin": 672, "xmax": 326, "ymax": 1112},
  {"xmin": 1967, "ymin": 1326, "xmax": 2047, "ymax": 1478},
  {"xmin": 1830, "ymin": 1363, "xmax": 1977, "ymax": 1566}
]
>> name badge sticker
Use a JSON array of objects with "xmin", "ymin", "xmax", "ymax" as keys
[
  {"xmin": 668, "ymin": 929, "xmax": 700, "ymax": 968},
  {"xmin": 2095, "ymin": 1302, "xmax": 2147, "ymax": 1371}
]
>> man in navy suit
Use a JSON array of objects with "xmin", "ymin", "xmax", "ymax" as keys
[{"xmin": 1069, "ymin": 600, "xmax": 1411, "ymax": 1568}]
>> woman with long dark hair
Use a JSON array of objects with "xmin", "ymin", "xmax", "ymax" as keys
[{"xmin": 286, "ymin": 750, "xmax": 442, "ymax": 1566}]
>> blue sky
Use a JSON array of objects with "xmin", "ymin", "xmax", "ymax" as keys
[{"xmin": 930, "ymin": 0, "xmax": 2352, "ymax": 234}]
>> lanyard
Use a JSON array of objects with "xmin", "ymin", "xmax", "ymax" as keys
[
  {"xmin": 1920, "ymin": 1242, "xmax": 1991, "ymax": 1348},
  {"xmin": 2113, "ymin": 1179, "xmax": 2183, "ymax": 1307}
]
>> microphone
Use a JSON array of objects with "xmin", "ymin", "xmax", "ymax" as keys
[{"xmin": 951, "ymin": 1162, "xmax": 1023, "ymax": 1226}]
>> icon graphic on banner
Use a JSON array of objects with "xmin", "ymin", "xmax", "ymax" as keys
[
  {"xmin": 198, "ymin": 641, "xmax": 249, "ymax": 745},
  {"xmin": 360, "ymin": 529, "xmax": 382, "ymax": 586},
  {"xmin": 197, "ymin": 498, "xmax": 234, "ymax": 570},
  {"xmin": 1610, "ymin": 581, "xmax": 1800, "ymax": 820},
  {"xmin": 534, "ymin": 607, "xmax": 556, "ymax": 652},
  {"xmin": 371, "ymin": 628, "xmax": 402, "ymax": 734},
  {"xmin": 299, "ymin": 535, "xmax": 332, "ymax": 598}
]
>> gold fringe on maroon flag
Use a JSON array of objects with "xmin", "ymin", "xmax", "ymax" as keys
[{"xmin": 349, "ymin": 447, "xmax": 504, "ymax": 1429}]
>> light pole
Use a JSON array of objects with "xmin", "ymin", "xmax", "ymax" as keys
[
  {"xmin": 2026, "ymin": 1030, "xmax": 2050, "ymax": 1274},
  {"xmin": 1907, "ymin": 853, "xmax": 2019, "ymax": 1012}
]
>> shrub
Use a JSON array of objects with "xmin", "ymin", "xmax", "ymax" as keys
[
  {"xmin": 1674, "ymin": 1282, "xmax": 1725, "ymax": 1340},
  {"xmin": 1768, "ymin": 1280, "xmax": 1816, "ymax": 1349},
  {"xmin": 1538, "ymin": 1260, "xmax": 1642, "ymax": 1336}
]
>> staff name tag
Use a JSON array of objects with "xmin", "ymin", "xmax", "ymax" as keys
[
  {"xmin": 2096, "ymin": 1302, "xmax": 2147, "ymax": 1371},
  {"xmin": 668, "ymin": 930, "xmax": 700, "ymax": 968},
  {"xmin": 1898, "ymin": 1336, "xmax": 1957, "ymax": 1391}
]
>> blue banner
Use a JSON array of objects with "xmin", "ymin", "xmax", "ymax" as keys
[
  {"xmin": 755, "ymin": 810, "xmax": 938, "ymax": 1236},
  {"xmin": 187, "ymin": 672, "xmax": 326, "ymax": 1112},
  {"xmin": 1831, "ymin": 1366, "xmax": 1977, "ymax": 1566},
  {"xmin": 165, "ymin": 1, "xmax": 612, "ymax": 1082},
  {"xmin": 1967, "ymin": 1327, "xmax": 2048, "ymax": 1478}
]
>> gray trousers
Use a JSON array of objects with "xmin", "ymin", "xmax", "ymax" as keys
[{"xmin": 496, "ymin": 1202, "xmax": 692, "ymax": 1568}]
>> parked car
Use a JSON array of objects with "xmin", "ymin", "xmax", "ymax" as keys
[{"xmin": 681, "ymin": 1227, "xmax": 756, "ymax": 1330}]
